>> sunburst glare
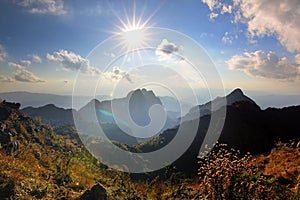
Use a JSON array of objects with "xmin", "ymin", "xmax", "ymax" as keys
[{"xmin": 109, "ymin": 1, "xmax": 160, "ymax": 52}]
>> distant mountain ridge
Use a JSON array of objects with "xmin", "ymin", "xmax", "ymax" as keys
[
  {"xmin": 77, "ymin": 89, "xmax": 179, "ymax": 145},
  {"xmin": 182, "ymin": 88, "xmax": 256, "ymax": 121},
  {"xmin": 136, "ymin": 99, "xmax": 300, "ymax": 174},
  {"xmin": 17, "ymin": 88, "xmax": 300, "ymax": 161},
  {"xmin": 21, "ymin": 104, "xmax": 77, "ymax": 126},
  {"xmin": 0, "ymin": 91, "xmax": 110, "ymax": 109}
]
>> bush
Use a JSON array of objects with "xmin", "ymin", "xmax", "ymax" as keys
[{"xmin": 198, "ymin": 142, "xmax": 298, "ymax": 199}]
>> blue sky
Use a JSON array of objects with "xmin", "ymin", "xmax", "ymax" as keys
[{"xmin": 0, "ymin": 0, "xmax": 300, "ymax": 99}]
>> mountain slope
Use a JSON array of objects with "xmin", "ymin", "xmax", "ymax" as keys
[
  {"xmin": 0, "ymin": 91, "xmax": 110, "ymax": 109},
  {"xmin": 21, "ymin": 104, "xmax": 77, "ymax": 126},
  {"xmin": 77, "ymin": 89, "xmax": 179, "ymax": 145},
  {"xmin": 182, "ymin": 88, "xmax": 256, "ymax": 122},
  {"xmin": 136, "ymin": 89, "xmax": 300, "ymax": 174},
  {"xmin": 0, "ymin": 100, "xmax": 105, "ymax": 199}
]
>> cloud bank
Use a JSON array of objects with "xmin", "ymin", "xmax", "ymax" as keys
[
  {"xmin": 47, "ymin": 50, "xmax": 100, "ymax": 75},
  {"xmin": 0, "ymin": 76, "xmax": 14, "ymax": 83},
  {"xmin": 227, "ymin": 51, "xmax": 300, "ymax": 80},
  {"xmin": 202, "ymin": 0, "xmax": 300, "ymax": 52}
]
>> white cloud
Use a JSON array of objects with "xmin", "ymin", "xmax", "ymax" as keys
[
  {"xmin": 234, "ymin": 0, "xmax": 300, "ymax": 53},
  {"xmin": 103, "ymin": 66, "xmax": 133, "ymax": 83},
  {"xmin": 17, "ymin": 0, "xmax": 67, "ymax": 15},
  {"xmin": 20, "ymin": 59, "xmax": 31, "ymax": 66},
  {"xmin": 209, "ymin": 12, "xmax": 219, "ymax": 21},
  {"xmin": 227, "ymin": 50, "xmax": 300, "ymax": 80},
  {"xmin": 0, "ymin": 75, "xmax": 14, "ymax": 83},
  {"xmin": 222, "ymin": 32, "xmax": 233, "ymax": 44},
  {"xmin": 155, "ymin": 39, "xmax": 182, "ymax": 62},
  {"xmin": 221, "ymin": 4, "xmax": 232, "ymax": 14},
  {"xmin": 201, "ymin": 0, "xmax": 221, "ymax": 11},
  {"xmin": 14, "ymin": 69, "xmax": 45, "ymax": 82},
  {"xmin": 201, "ymin": 0, "xmax": 300, "ymax": 53},
  {"xmin": 32, "ymin": 54, "xmax": 42, "ymax": 63},
  {"xmin": 8, "ymin": 62, "xmax": 25, "ymax": 70},
  {"xmin": 8, "ymin": 62, "xmax": 45, "ymax": 82},
  {"xmin": 0, "ymin": 44, "xmax": 7, "ymax": 62},
  {"xmin": 47, "ymin": 50, "xmax": 100, "ymax": 75}
]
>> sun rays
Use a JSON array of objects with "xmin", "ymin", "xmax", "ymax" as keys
[{"xmin": 109, "ymin": 1, "xmax": 160, "ymax": 53}]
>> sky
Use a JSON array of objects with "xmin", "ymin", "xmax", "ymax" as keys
[{"xmin": 0, "ymin": 0, "xmax": 300, "ymax": 101}]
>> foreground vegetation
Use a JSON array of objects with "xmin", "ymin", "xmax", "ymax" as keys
[{"xmin": 0, "ymin": 102, "xmax": 300, "ymax": 199}]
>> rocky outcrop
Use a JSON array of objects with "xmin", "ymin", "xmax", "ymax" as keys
[
  {"xmin": 0, "ymin": 101, "xmax": 20, "ymax": 120},
  {"xmin": 0, "ymin": 101, "xmax": 21, "ymax": 154},
  {"xmin": 80, "ymin": 184, "xmax": 107, "ymax": 200}
]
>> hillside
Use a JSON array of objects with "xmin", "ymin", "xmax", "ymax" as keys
[
  {"xmin": 0, "ymin": 100, "xmax": 106, "ymax": 198},
  {"xmin": 1, "ymin": 100, "xmax": 300, "ymax": 199},
  {"xmin": 182, "ymin": 88, "xmax": 256, "ymax": 122},
  {"xmin": 136, "ymin": 100, "xmax": 300, "ymax": 174},
  {"xmin": 21, "ymin": 104, "xmax": 77, "ymax": 126}
]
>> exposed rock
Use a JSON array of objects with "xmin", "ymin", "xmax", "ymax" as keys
[
  {"xmin": 80, "ymin": 184, "xmax": 107, "ymax": 200},
  {"xmin": 0, "ymin": 100, "xmax": 20, "ymax": 120}
]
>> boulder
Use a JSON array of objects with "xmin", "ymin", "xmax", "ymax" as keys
[{"xmin": 80, "ymin": 184, "xmax": 107, "ymax": 200}]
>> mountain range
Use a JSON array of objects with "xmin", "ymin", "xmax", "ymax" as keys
[
  {"xmin": 0, "ymin": 91, "xmax": 110, "ymax": 110},
  {"xmin": 136, "ymin": 95, "xmax": 300, "ymax": 174},
  {"xmin": 182, "ymin": 88, "xmax": 255, "ymax": 122},
  {"xmin": 76, "ymin": 89, "xmax": 180, "ymax": 145},
  {"xmin": 17, "ymin": 87, "xmax": 300, "ymax": 174},
  {"xmin": 2, "ymin": 90, "xmax": 300, "ymax": 111}
]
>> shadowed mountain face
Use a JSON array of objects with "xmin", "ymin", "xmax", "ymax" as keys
[
  {"xmin": 17, "ymin": 88, "xmax": 300, "ymax": 174},
  {"xmin": 19, "ymin": 89, "xmax": 178, "ymax": 146},
  {"xmin": 182, "ymin": 88, "xmax": 256, "ymax": 122},
  {"xmin": 0, "ymin": 91, "xmax": 111, "ymax": 110},
  {"xmin": 128, "ymin": 89, "xmax": 161, "ymax": 126},
  {"xmin": 21, "ymin": 104, "xmax": 77, "ymax": 126},
  {"xmin": 78, "ymin": 89, "xmax": 178, "ymax": 140},
  {"xmin": 136, "ymin": 92, "xmax": 300, "ymax": 174}
]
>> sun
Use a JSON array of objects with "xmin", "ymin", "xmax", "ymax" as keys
[
  {"xmin": 110, "ymin": 2, "xmax": 159, "ymax": 52},
  {"xmin": 121, "ymin": 28, "xmax": 147, "ymax": 50}
]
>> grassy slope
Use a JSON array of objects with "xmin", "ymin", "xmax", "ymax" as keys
[{"xmin": 1, "ymin": 104, "xmax": 300, "ymax": 199}]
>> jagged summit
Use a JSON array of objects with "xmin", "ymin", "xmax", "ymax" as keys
[
  {"xmin": 229, "ymin": 88, "xmax": 243, "ymax": 96},
  {"xmin": 226, "ymin": 88, "xmax": 256, "ymax": 105},
  {"xmin": 183, "ymin": 88, "xmax": 257, "ymax": 122},
  {"xmin": 127, "ymin": 88, "xmax": 156, "ymax": 98}
]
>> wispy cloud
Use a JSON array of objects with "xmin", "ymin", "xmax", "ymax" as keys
[
  {"xmin": 227, "ymin": 51, "xmax": 300, "ymax": 80},
  {"xmin": 20, "ymin": 59, "xmax": 31, "ymax": 66},
  {"xmin": 31, "ymin": 54, "xmax": 42, "ymax": 63},
  {"xmin": 209, "ymin": 12, "xmax": 219, "ymax": 21},
  {"xmin": 8, "ymin": 62, "xmax": 25, "ymax": 70},
  {"xmin": 0, "ymin": 75, "xmax": 14, "ymax": 83},
  {"xmin": 222, "ymin": 32, "xmax": 233, "ymax": 44},
  {"xmin": 0, "ymin": 44, "xmax": 7, "ymax": 62},
  {"xmin": 47, "ymin": 50, "xmax": 100, "ymax": 75},
  {"xmin": 16, "ymin": 0, "xmax": 67, "ymax": 15},
  {"xmin": 8, "ymin": 62, "xmax": 45, "ymax": 82}
]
